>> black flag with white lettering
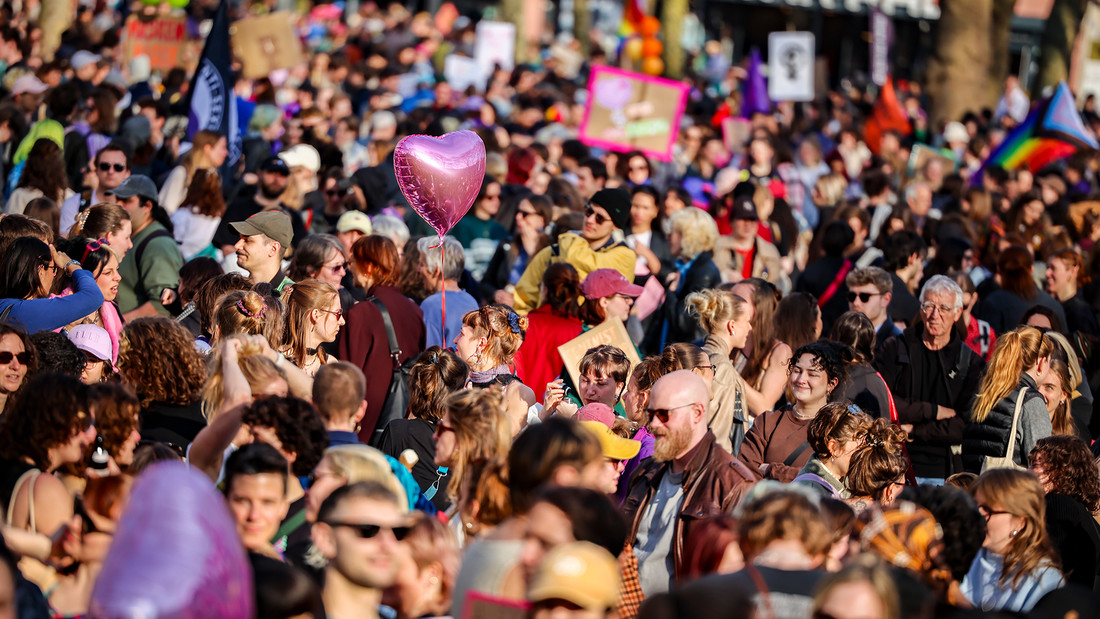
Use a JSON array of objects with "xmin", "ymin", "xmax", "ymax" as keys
[{"xmin": 186, "ymin": 0, "xmax": 240, "ymax": 169}]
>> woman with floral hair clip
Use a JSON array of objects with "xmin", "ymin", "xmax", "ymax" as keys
[{"xmin": 453, "ymin": 304, "xmax": 528, "ymax": 389}]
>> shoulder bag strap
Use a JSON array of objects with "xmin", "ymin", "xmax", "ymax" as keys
[
  {"xmin": 783, "ymin": 441, "xmax": 812, "ymax": 468},
  {"xmin": 745, "ymin": 564, "xmax": 776, "ymax": 619},
  {"xmin": 368, "ymin": 296, "xmax": 401, "ymax": 367},
  {"xmin": 7, "ymin": 469, "xmax": 40, "ymax": 532},
  {"xmin": 1004, "ymin": 389, "xmax": 1027, "ymax": 463},
  {"xmin": 273, "ymin": 508, "xmax": 308, "ymax": 543},
  {"xmin": 817, "ymin": 259, "xmax": 852, "ymax": 307}
]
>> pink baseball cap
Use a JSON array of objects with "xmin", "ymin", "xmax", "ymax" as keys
[
  {"xmin": 580, "ymin": 269, "xmax": 643, "ymax": 300},
  {"xmin": 576, "ymin": 403, "xmax": 616, "ymax": 428}
]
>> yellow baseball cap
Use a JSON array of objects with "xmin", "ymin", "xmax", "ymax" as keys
[
  {"xmin": 528, "ymin": 541, "xmax": 622, "ymax": 611},
  {"xmin": 580, "ymin": 421, "xmax": 640, "ymax": 461}
]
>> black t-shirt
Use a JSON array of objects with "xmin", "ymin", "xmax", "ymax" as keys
[
  {"xmin": 684, "ymin": 566, "xmax": 824, "ymax": 619},
  {"xmin": 141, "ymin": 400, "xmax": 206, "ymax": 451},
  {"xmin": 377, "ymin": 418, "xmax": 450, "ymax": 511},
  {"xmin": 918, "ymin": 347, "xmax": 951, "ymax": 409}
]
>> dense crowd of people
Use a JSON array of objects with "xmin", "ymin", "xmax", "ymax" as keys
[{"xmin": 2, "ymin": 0, "xmax": 1100, "ymax": 618}]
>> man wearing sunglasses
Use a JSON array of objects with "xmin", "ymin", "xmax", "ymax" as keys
[
  {"xmin": 512, "ymin": 187, "xmax": 636, "ymax": 314},
  {"xmin": 60, "ymin": 142, "xmax": 130, "ymax": 234},
  {"xmin": 313, "ymin": 481, "xmax": 409, "ymax": 619},
  {"xmin": 622, "ymin": 370, "xmax": 756, "ymax": 597},
  {"xmin": 845, "ymin": 266, "xmax": 902, "ymax": 359}
]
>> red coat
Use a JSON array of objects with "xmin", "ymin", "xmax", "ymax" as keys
[
  {"xmin": 513, "ymin": 305, "xmax": 583, "ymax": 403},
  {"xmin": 338, "ymin": 285, "xmax": 425, "ymax": 441}
]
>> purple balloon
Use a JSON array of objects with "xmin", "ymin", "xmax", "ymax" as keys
[
  {"xmin": 394, "ymin": 130, "xmax": 487, "ymax": 238},
  {"xmin": 88, "ymin": 463, "xmax": 254, "ymax": 619}
]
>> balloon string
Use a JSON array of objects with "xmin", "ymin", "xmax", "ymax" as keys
[{"xmin": 434, "ymin": 238, "xmax": 446, "ymax": 348}]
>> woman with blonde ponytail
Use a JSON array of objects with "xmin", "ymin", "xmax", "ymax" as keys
[
  {"xmin": 962, "ymin": 327, "xmax": 1053, "ymax": 473},
  {"xmin": 686, "ymin": 288, "xmax": 754, "ymax": 454}
]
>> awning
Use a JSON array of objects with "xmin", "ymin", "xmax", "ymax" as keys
[{"xmin": 710, "ymin": 0, "xmax": 940, "ymax": 21}]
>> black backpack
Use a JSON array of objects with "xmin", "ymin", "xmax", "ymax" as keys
[{"xmin": 367, "ymin": 296, "xmax": 416, "ymax": 448}]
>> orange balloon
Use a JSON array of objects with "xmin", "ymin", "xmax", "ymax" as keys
[
  {"xmin": 639, "ymin": 15, "xmax": 660, "ymax": 38},
  {"xmin": 642, "ymin": 56, "xmax": 664, "ymax": 76},
  {"xmin": 642, "ymin": 37, "xmax": 663, "ymax": 58}
]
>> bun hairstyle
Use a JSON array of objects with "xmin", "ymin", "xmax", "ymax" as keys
[
  {"xmin": 661, "ymin": 342, "xmax": 709, "ymax": 373},
  {"xmin": 807, "ymin": 403, "xmax": 872, "ymax": 460},
  {"xmin": 829, "ymin": 311, "xmax": 876, "ymax": 365},
  {"xmin": 214, "ymin": 290, "xmax": 269, "ymax": 341},
  {"xmin": 541, "ymin": 262, "xmax": 582, "ymax": 318},
  {"xmin": 461, "ymin": 305, "xmax": 529, "ymax": 368},
  {"xmin": 686, "ymin": 288, "xmax": 750, "ymax": 335},
  {"xmin": 409, "ymin": 346, "xmax": 469, "ymax": 421},
  {"xmin": 845, "ymin": 419, "xmax": 909, "ymax": 501},
  {"xmin": 71, "ymin": 202, "xmax": 130, "ymax": 240}
]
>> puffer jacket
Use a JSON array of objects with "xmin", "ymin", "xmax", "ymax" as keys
[
  {"xmin": 962, "ymin": 374, "xmax": 1051, "ymax": 473},
  {"xmin": 622, "ymin": 432, "xmax": 756, "ymax": 583}
]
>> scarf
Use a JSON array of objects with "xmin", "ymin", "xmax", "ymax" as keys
[{"xmin": 469, "ymin": 364, "xmax": 512, "ymax": 385}]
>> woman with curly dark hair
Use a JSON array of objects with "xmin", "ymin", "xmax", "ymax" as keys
[
  {"xmin": 1029, "ymin": 435, "xmax": 1100, "ymax": 592},
  {"xmin": 118, "ymin": 317, "xmax": 207, "ymax": 450},
  {"xmin": 379, "ymin": 346, "xmax": 468, "ymax": 510},
  {"xmin": 5, "ymin": 138, "xmax": 71, "ymax": 215},
  {"xmin": 0, "ymin": 322, "xmax": 36, "ymax": 415},
  {"xmin": 87, "ymin": 382, "xmax": 142, "ymax": 469},
  {"xmin": 0, "ymin": 373, "xmax": 95, "ymax": 586}
]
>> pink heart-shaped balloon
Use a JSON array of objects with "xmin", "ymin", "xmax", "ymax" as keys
[{"xmin": 394, "ymin": 130, "xmax": 487, "ymax": 238}]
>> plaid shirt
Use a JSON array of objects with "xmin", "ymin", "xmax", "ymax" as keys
[{"xmin": 617, "ymin": 543, "xmax": 644, "ymax": 619}]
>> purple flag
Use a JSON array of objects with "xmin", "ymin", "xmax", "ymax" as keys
[{"xmin": 742, "ymin": 48, "xmax": 771, "ymax": 117}]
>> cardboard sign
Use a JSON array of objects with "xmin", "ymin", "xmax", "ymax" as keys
[
  {"xmin": 444, "ymin": 55, "xmax": 483, "ymax": 92},
  {"xmin": 557, "ymin": 319, "xmax": 642, "ymax": 389},
  {"xmin": 767, "ymin": 32, "xmax": 815, "ymax": 102},
  {"xmin": 123, "ymin": 15, "xmax": 188, "ymax": 73},
  {"xmin": 579, "ymin": 66, "xmax": 689, "ymax": 162},
  {"xmin": 474, "ymin": 21, "xmax": 516, "ymax": 78},
  {"xmin": 908, "ymin": 144, "xmax": 959, "ymax": 176},
  {"xmin": 230, "ymin": 12, "xmax": 305, "ymax": 80}
]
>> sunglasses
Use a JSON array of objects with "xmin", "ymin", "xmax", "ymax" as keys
[
  {"xmin": 644, "ymin": 402, "xmax": 697, "ymax": 424},
  {"xmin": 326, "ymin": 262, "xmax": 349, "ymax": 273},
  {"xmin": 847, "ymin": 291, "xmax": 882, "ymax": 303},
  {"xmin": 584, "ymin": 205, "xmax": 609, "ymax": 225},
  {"xmin": 516, "ymin": 209, "xmax": 539, "ymax": 219},
  {"xmin": 318, "ymin": 307, "xmax": 343, "ymax": 320},
  {"xmin": 434, "ymin": 422, "xmax": 456, "ymax": 437},
  {"xmin": 82, "ymin": 237, "xmax": 110, "ymax": 263},
  {"xmin": 98, "ymin": 162, "xmax": 126, "ymax": 173},
  {"xmin": 326, "ymin": 188, "xmax": 348, "ymax": 197},
  {"xmin": 977, "ymin": 504, "xmax": 1012, "ymax": 522},
  {"xmin": 325, "ymin": 521, "xmax": 411, "ymax": 541},
  {"xmin": 0, "ymin": 351, "xmax": 30, "ymax": 365}
]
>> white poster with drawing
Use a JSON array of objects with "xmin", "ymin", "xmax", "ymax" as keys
[{"xmin": 768, "ymin": 31, "xmax": 815, "ymax": 102}]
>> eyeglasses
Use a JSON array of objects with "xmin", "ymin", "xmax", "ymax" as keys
[
  {"xmin": 324, "ymin": 521, "xmax": 412, "ymax": 541},
  {"xmin": 307, "ymin": 469, "xmax": 340, "ymax": 487},
  {"xmin": 0, "ymin": 351, "xmax": 30, "ymax": 365},
  {"xmin": 694, "ymin": 364, "xmax": 717, "ymax": 373},
  {"xmin": 644, "ymin": 402, "xmax": 698, "ymax": 424},
  {"xmin": 435, "ymin": 422, "xmax": 456, "ymax": 437},
  {"xmin": 584, "ymin": 205, "xmax": 609, "ymax": 225},
  {"xmin": 847, "ymin": 291, "xmax": 882, "ymax": 303},
  {"xmin": 920, "ymin": 302, "xmax": 957, "ymax": 315},
  {"xmin": 82, "ymin": 237, "xmax": 110, "ymax": 263},
  {"xmin": 317, "ymin": 307, "xmax": 343, "ymax": 320},
  {"xmin": 977, "ymin": 504, "xmax": 1012, "ymax": 521},
  {"xmin": 98, "ymin": 162, "xmax": 126, "ymax": 173}
]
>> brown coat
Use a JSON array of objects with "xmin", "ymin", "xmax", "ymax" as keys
[
  {"xmin": 738, "ymin": 406, "xmax": 813, "ymax": 482},
  {"xmin": 621, "ymin": 432, "xmax": 757, "ymax": 583}
]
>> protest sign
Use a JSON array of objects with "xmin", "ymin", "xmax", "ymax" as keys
[
  {"xmin": 444, "ymin": 55, "xmax": 482, "ymax": 92},
  {"xmin": 230, "ymin": 12, "xmax": 305, "ymax": 80},
  {"xmin": 122, "ymin": 15, "xmax": 188, "ymax": 73},
  {"xmin": 768, "ymin": 32, "xmax": 815, "ymax": 102},
  {"xmin": 579, "ymin": 66, "xmax": 689, "ymax": 162},
  {"xmin": 557, "ymin": 319, "xmax": 641, "ymax": 389},
  {"xmin": 474, "ymin": 21, "xmax": 516, "ymax": 78}
]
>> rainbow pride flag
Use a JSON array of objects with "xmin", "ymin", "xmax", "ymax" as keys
[{"xmin": 977, "ymin": 82, "xmax": 1097, "ymax": 178}]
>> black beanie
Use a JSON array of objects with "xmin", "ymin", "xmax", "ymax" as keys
[{"xmin": 590, "ymin": 187, "xmax": 632, "ymax": 231}]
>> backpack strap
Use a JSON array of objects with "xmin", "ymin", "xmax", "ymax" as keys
[
  {"xmin": 783, "ymin": 442, "xmax": 812, "ymax": 468},
  {"xmin": 818, "ymin": 259, "xmax": 852, "ymax": 307},
  {"xmin": 134, "ymin": 228, "xmax": 173, "ymax": 269},
  {"xmin": 977, "ymin": 320, "xmax": 991, "ymax": 358},
  {"xmin": 368, "ymin": 296, "xmax": 401, "ymax": 367},
  {"xmin": 793, "ymin": 472, "xmax": 840, "ymax": 498}
]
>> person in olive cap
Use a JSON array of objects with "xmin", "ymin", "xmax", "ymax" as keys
[
  {"xmin": 231, "ymin": 210, "xmax": 296, "ymax": 291},
  {"xmin": 112, "ymin": 174, "xmax": 185, "ymax": 319},
  {"xmin": 512, "ymin": 187, "xmax": 636, "ymax": 314}
]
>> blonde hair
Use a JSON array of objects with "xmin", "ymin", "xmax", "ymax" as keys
[
  {"xmin": 813, "ymin": 173, "xmax": 848, "ymax": 207},
  {"xmin": 443, "ymin": 389, "xmax": 511, "ymax": 502},
  {"xmin": 686, "ymin": 289, "xmax": 750, "ymax": 334},
  {"xmin": 461, "ymin": 305, "xmax": 528, "ymax": 369},
  {"xmin": 971, "ymin": 327, "xmax": 1053, "ymax": 423},
  {"xmin": 972, "ymin": 469, "xmax": 1060, "ymax": 588},
  {"xmin": 202, "ymin": 338, "xmax": 286, "ymax": 420},
  {"xmin": 281, "ymin": 279, "xmax": 339, "ymax": 368},
  {"xmin": 739, "ymin": 489, "xmax": 831, "ymax": 559},
  {"xmin": 812, "ymin": 555, "xmax": 900, "ymax": 619},
  {"xmin": 669, "ymin": 207, "xmax": 719, "ymax": 259},
  {"xmin": 324, "ymin": 444, "xmax": 409, "ymax": 512}
]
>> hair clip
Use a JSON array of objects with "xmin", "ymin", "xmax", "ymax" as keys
[
  {"xmin": 236, "ymin": 298, "xmax": 267, "ymax": 320},
  {"xmin": 507, "ymin": 312, "xmax": 522, "ymax": 335}
]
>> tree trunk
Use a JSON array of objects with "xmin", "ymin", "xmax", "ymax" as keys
[
  {"xmin": 574, "ymin": 0, "xmax": 590, "ymax": 56},
  {"xmin": 988, "ymin": 0, "xmax": 1017, "ymax": 108},
  {"xmin": 662, "ymin": 0, "xmax": 689, "ymax": 79},
  {"xmin": 926, "ymin": 0, "xmax": 993, "ymax": 130},
  {"xmin": 37, "ymin": 0, "xmax": 73, "ymax": 62},
  {"xmin": 498, "ymin": 0, "xmax": 526, "ymax": 63},
  {"xmin": 1036, "ymin": 0, "xmax": 1089, "ymax": 92}
]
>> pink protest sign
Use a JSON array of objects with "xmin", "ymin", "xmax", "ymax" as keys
[{"xmin": 578, "ymin": 65, "xmax": 689, "ymax": 162}]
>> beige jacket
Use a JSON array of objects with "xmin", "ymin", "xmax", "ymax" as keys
[
  {"xmin": 714, "ymin": 236, "xmax": 788, "ymax": 290},
  {"xmin": 703, "ymin": 335, "xmax": 746, "ymax": 454}
]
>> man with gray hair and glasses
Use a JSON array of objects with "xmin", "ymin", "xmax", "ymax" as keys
[
  {"xmin": 417, "ymin": 235, "xmax": 478, "ymax": 349},
  {"xmin": 874, "ymin": 275, "xmax": 986, "ymax": 485}
]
